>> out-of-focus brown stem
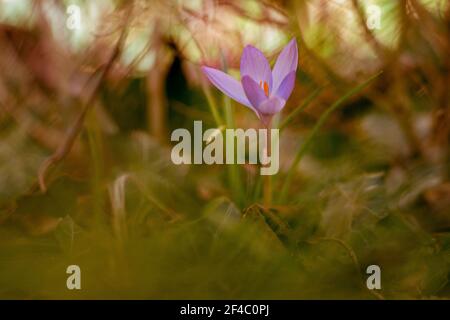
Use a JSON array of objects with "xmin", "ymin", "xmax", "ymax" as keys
[
  {"xmin": 365, "ymin": 84, "xmax": 423, "ymax": 159},
  {"xmin": 431, "ymin": 2, "xmax": 450, "ymax": 177},
  {"xmin": 37, "ymin": 4, "xmax": 133, "ymax": 193},
  {"xmin": 350, "ymin": 0, "xmax": 388, "ymax": 59},
  {"xmin": 294, "ymin": 3, "xmax": 349, "ymax": 89},
  {"xmin": 146, "ymin": 22, "xmax": 173, "ymax": 143}
]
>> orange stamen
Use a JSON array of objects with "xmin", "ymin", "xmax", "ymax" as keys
[{"xmin": 259, "ymin": 80, "xmax": 269, "ymax": 97}]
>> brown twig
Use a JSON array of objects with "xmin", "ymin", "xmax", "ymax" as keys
[{"xmin": 37, "ymin": 4, "xmax": 133, "ymax": 192}]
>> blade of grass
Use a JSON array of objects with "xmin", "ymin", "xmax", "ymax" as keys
[
  {"xmin": 278, "ymin": 71, "xmax": 383, "ymax": 203},
  {"xmin": 279, "ymin": 86, "xmax": 323, "ymax": 131},
  {"xmin": 221, "ymin": 51, "xmax": 244, "ymax": 207},
  {"xmin": 86, "ymin": 110, "xmax": 105, "ymax": 222},
  {"xmin": 202, "ymin": 82, "xmax": 224, "ymax": 127}
]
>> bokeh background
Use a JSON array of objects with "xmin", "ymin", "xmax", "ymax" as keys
[{"xmin": 0, "ymin": 0, "xmax": 449, "ymax": 299}]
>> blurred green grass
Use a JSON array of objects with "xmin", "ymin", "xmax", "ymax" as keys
[
  {"xmin": 0, "ymin": 126, "xmax": 448, "ymax": 299},
  {"xmin": 0, "ymin": 0, "xmax": 449, "ymax": 300}
]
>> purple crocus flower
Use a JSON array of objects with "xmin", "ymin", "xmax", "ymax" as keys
[{"xmin": 202, "ymin": 39, "xmax": 298, "ymax": 125}]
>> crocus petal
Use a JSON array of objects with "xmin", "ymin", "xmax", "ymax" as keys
[
  {"xmin": 257, "ymin": 96, "xmax": 286, "ymax": 115},
  {"xmin": 272, "ymin": 38, "xmax": 298, "ymax": 93},
  {"xmin": 240, "ymin": 45, "xmax": 272, "ymax": 92},
  {"xmin": 241, "ymin": 75, "xmax": 268, "ymax": 110},
  {"xmin": 202, "ymin": 66, "xmax": 251, "ymax": 108},
  {"xmin": 276, "ymin": 71, "xmax": 296, "ymax": 101}
]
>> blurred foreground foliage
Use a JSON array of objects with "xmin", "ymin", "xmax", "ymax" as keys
[{"xmin": 0, "ymin": 0, "xmax": 449, "ymax": 299}]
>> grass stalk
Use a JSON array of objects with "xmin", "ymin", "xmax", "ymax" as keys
[
  {"xmin": 202, "ymin": 82, "xmax": 224, "ymax": 127},
  {"xmin": 278, "ymin": 71, "xmax": 383, "ymax": 203},
  {"xmin": 86, "ymin": 109, "xmax": 105, "ymax": 221},
  {"xmin": 279, "ymin": 86, "xmax": 323, "ymax": 131},
  {"xmin": 221, "ymin": 54, "xmax": 244, "ymax": 207}
]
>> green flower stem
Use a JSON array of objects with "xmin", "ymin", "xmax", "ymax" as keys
[{"xmin": 263, "ymin": 120, "xmax": 273, "ymax": 207}]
